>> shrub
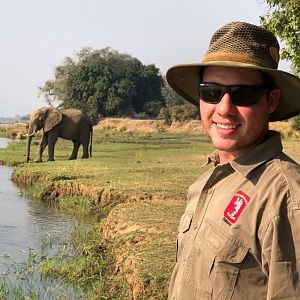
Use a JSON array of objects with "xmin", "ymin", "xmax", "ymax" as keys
[
  {"xmin": 292, "ymin": 115, "xmax": 300, "ymax": 132},
  {"xmin": 157, "ymin": 104, "xmax": 199, "ymax": 122}
]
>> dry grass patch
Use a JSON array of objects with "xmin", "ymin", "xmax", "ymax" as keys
[
  {"xmin": 270, "ymin": 121, "xmax": 299, "ymax": 138},
  {"xmin": 94, "ymin": 118, "xmax": 206, "ymax": 135},
  {"xmin": 0, "ymin": 122, "xmax": 28, "ymax": 139}
]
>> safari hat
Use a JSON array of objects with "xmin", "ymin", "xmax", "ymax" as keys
[{"xmin": 166, "ymin": 21, "xmax": 300, "ymax": 121}]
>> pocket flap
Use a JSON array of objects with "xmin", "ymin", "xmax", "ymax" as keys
[
  {"xmin": 178, "ymin": 211, "xmax": 193, "ymax": 233},
  {"xmin": 200, "ymin": 219, "xmax": 249, "ymax": 263},
  {"xmin": 218, "ymin": 238, "xmax": 249, "ymax": 263}
]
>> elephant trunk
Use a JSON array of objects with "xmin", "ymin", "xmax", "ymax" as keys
[
  {"xmin": 26, "ymin": 124, "xmax": 37, "ymax": 163},
  {"xmin": 26, "ymin": 135, "xmax": 33, "ymax": 163}
]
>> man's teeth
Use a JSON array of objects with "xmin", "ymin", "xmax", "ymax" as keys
[{"xmin": 216, "ymin": 123, "xmax": 237, "ymax": 129}]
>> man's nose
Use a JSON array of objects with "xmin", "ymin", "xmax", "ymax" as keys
[{"xmin": 215, "ymin": 93, "xmax": 237, "ymax": 115}]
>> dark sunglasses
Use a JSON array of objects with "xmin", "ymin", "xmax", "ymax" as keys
[{"xmin": 198, "ymin": 82, "xmax": 271, "ymax": 106}]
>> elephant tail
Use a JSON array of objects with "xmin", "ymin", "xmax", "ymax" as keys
[{"xmin": 89, "ymin": 127, "xmax": 93, "ymax": 157}]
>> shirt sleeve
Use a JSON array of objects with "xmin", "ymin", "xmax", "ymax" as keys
[{"xmin": 261, "ymin": 209, "xmax": 300, "ymax": 299}]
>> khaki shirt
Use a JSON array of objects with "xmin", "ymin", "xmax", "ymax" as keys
[{"xmin": 169, "ymin": 131, "xmax": 300, "ymax": 300}]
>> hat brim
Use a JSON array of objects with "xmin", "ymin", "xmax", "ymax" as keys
[{"xmin": 166, "ymin": 61, "xmax": 300, "ymax": 121}]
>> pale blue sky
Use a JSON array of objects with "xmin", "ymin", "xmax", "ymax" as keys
[{"xmin": 0, "ymin": 0, "xmax": 290, "ymax": 117}]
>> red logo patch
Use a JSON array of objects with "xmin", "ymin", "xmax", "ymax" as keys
[{"xmin": 223, "ymin": 191, "xmax": 250, "ymax": 224}]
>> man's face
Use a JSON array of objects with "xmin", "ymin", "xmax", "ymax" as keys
[{"xmin": 200, "ymin": 66, "xmax": 279, "ymax": 163}]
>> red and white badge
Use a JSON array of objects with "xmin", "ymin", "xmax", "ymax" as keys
[{"xmin": 223, "ymin": 191, "xmax": 250, "ymax": 224}]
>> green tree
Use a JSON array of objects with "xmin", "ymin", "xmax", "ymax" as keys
[
  {"xmin": 260, "ymin": 0, "xmax": 300, "ymax": 76},
  {"xmin": 292, "ymin": 115, "xmax": 300, "ymax": 132},
  {"xmin": 159, "ymin": 77, "xmax": 199, "ymax": 122},
  {"xmin": 161, "ymin": 77, "xmax": 186, "ymax": 107},
  {"xmin": 39, "ymin": 47, "xmax": 165, "ymax": 120},
  {"xmin": 157, "ymin": 104, "xmax": 199, "ymax": 122},
  {"xmin": 131, "ymin": 64, "xmax": 165, "ymax": 116}
]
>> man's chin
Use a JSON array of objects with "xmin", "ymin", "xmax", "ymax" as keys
[{"xmin": 211, "ymin": 140, "xmax": 240, "ymax": 153}]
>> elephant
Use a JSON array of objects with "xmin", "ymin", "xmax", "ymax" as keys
[{"xmin": 26, "ymin": 107, "xmax": 93, "ymax": 162}]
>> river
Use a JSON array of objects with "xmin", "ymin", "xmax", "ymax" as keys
[{"xmin": 0, "ymin": 137, "xmax": 85, "ymax": 298}]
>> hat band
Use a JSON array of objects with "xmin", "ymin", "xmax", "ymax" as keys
[{"xmin": 202, "ymin": 52, "xmax": 276, "ymax": 69}]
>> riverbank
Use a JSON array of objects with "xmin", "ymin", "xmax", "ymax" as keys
[{"xmin": 1, "ymin": 119, "xmax": 299, "ymax": 299}]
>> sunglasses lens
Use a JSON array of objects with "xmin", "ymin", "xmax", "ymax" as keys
[
  {"xmin": 230, "ymin": 86, "xmax": 262, "ymax": 106},
  {"xmin": 198, "ymin": 84, "xmax": 223, "ymax": 103}
]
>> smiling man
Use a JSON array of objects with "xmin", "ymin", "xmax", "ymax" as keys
[
  {"xmin": 200, "ymin": 66, "xmax": 280, "ymax": 164},
  {"xmin": 166, "ymin": 21, "xmax": 300, "ymax": 299}
]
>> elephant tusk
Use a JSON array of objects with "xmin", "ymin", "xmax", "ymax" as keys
[{"xmin": 25, "ymin": 131, "xmax": 37, "ymax": 137}]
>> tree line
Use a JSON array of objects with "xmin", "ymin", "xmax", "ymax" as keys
[{"xmin": 39, "ymin": 47, "xmax": 198, "ymax": 123}]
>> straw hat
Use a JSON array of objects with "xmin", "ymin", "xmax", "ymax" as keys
[{"xmin": 166, "ymin": 21, "xmax": 300, "ymax": 121}]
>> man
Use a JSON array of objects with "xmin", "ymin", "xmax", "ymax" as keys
[{"xmin": 166, "ymin": 21, "xmax": 300, "ymax": 299}]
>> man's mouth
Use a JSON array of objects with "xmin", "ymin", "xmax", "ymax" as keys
[{"xmin": 215, "ymin": 123, "xmax": 240, "ymax": 129}]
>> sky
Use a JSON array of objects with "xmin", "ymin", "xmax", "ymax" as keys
[{"xmin": 0, "ymin": 0, "xmax": 291, "ymax": 118}]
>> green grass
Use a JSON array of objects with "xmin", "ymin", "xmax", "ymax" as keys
[
  {"xmin": 2, "ymin": 131, "xmax": 213, "ymax": 198},
  {"xmin": 40, "ymin": 225, "xmax": 111, "ymax": 299}
]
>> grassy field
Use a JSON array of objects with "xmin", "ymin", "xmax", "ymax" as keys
[{"xmin": 0, "ymin": 122, "xmax": 299, "ymax": 299}]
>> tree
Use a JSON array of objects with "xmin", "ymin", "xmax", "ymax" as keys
[
  {"xmin": 292, "ymin": 115, "xmax": 300, "ymax": 132},
  {"xmin": 161, "ymin": 76, "xmax": 186, "ymax": 107},
  {"xmin": 39, "ymin": 47, "xmax": 165, "ymax": 120},
  {"xmin": 157, "ymin": 104, "xmax": 199, "ymax": 122},
  {"xmin": 260, "ymin": 0, "xmax": 300, "ymax": 76}
]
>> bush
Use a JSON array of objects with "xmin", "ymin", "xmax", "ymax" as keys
[
  {"xmin": 292, "ymin": 115, "xmax": 300, "ymax": 132},
  {"xmin": 157, "ymin": 104, "xmax": 199, "ymax": 122},
  {"xmin": 144, "ymin": 101, "xmax": 162, "ymax": 118}
]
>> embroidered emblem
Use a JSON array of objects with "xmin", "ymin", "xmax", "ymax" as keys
[{"xmin": 223, "ymin": 191, "xmax": 250, "ymax": 225}]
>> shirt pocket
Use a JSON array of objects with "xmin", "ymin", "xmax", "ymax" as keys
[{"xmin": 200, "ymin": 219, "xmax": 249, "ymax": 300}]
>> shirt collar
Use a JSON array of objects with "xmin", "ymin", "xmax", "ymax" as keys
[
  {"xmin": 204, "ymin": 131, "xmax": 283, "ymax": 177},
  {"xmin": 204, "ymin": 151, "xmax": 219, "ymax": 167}
]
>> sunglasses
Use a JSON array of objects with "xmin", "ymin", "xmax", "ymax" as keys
[{"xmin": 198, "ymin": 82, "xmax": 271, "ymax": 106}]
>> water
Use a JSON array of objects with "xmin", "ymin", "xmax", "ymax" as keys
[
  {"xmin": 0, "ymin": 137, "xmax": 10, "ymax": 148},
  {"xmin": 0, "ymin": 137, "xmax": 85, "ymax": 298},
  {"xmin": 0, "ymin": 165, "xmax": 74, "ymax": 266}
]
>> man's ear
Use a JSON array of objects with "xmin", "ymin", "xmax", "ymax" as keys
[{"xmin": 268, "ymin": 88, "xmax": 280, "ymax": 114}]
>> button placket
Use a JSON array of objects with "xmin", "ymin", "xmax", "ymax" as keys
[{"xmin": 191, "ymin": 165, "xmax": 233, "ymax": 243}]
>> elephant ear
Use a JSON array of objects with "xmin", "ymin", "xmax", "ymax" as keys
[{"xmin": 44, "ymin": 108, "xmax": 62, "ymax": 132}]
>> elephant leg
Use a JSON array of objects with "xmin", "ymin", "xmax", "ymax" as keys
[
  {"xmin": 81, "ymin": 131, "xmax": 91, "ymax": 159},
  {"xmin": 82, "ymin": 140, "xmax": 89, "ymax": 159},
  {"xmin": 35, "ymin": 134, "xmax": 48, "ymax": 162},
  {"xmin": 47, "ymin": 132, "xmax": 59, "ymax": 161},
  {"xmin": 69, "ymin": 140, "xmax": 80, "ymax": 160}
]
